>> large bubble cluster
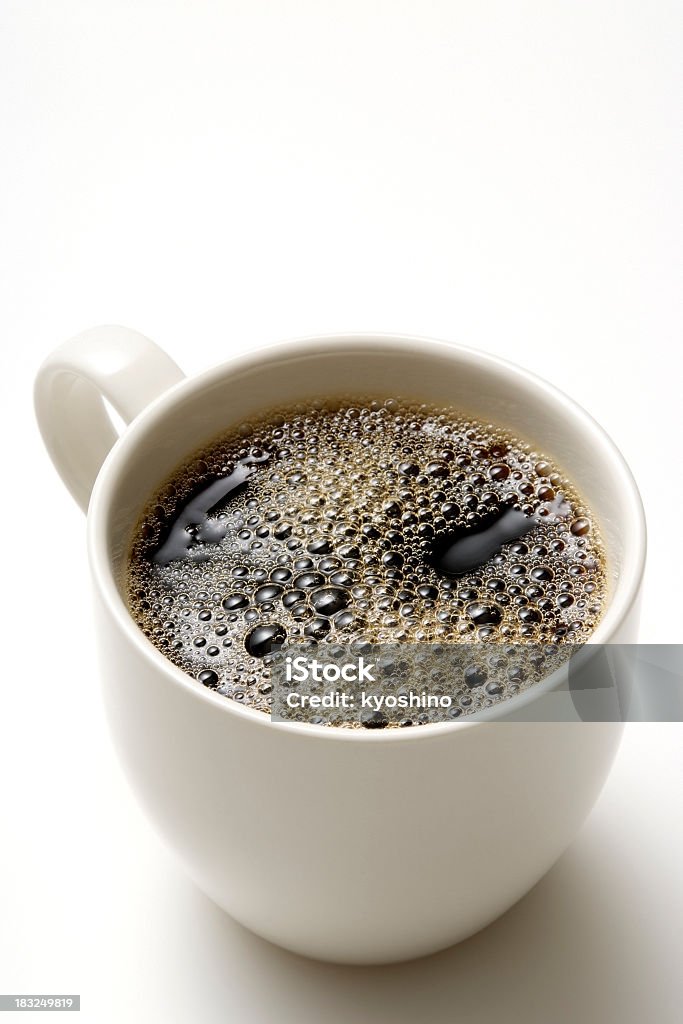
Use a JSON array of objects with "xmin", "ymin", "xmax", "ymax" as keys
[{"xmin": 125, "ymin": 397, "xmax": 608, "ymax": 720}]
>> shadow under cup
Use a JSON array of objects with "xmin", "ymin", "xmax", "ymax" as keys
[{"xmin": 92, "ymin": 335, "xmax": 646, "ymax": 964}]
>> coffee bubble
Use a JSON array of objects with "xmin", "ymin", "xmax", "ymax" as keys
[{"xmin": 126, "ymin": 397, "xmax": 607, "ymax": 718}]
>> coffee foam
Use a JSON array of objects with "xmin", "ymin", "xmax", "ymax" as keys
[{"xmin": 125, "ymin": 397, "xmax": 607, "ymax": 720}]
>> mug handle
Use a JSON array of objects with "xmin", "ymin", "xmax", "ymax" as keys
[{"xmin": 34, "ymin": 325, "xmax": 185, "ymax": 513}]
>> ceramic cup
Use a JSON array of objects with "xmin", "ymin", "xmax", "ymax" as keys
[{"xmin": 34, "ymin": 327, "xmax": 646, "ymax": 963}]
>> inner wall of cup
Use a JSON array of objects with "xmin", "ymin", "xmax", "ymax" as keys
[{"xmin": 105, "ymin": 343, "xmax": 634, "ymax": 611}]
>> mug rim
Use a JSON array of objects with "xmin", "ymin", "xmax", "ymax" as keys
[{"xmin": 87, "ymin": 332, "xmax": 647, "ymax": 741}]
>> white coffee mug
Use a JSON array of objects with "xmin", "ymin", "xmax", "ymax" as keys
[{"xmin": 35, "ymin": 327, "xmax": 646, "ymax": 964}]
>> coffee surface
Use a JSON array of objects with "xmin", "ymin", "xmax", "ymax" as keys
[{"xmin": 125, "ymin": 397, "xmax": 607, "ymax": 717}]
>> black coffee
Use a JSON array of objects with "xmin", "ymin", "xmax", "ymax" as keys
[{"xmin": 125, "ymin": 397, "xmax": 607, "ymax": 716}]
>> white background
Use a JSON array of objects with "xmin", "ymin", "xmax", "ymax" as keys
[{"xmin": 1, "ymin": 3, "xmax": 682, "ymax": 1021}]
